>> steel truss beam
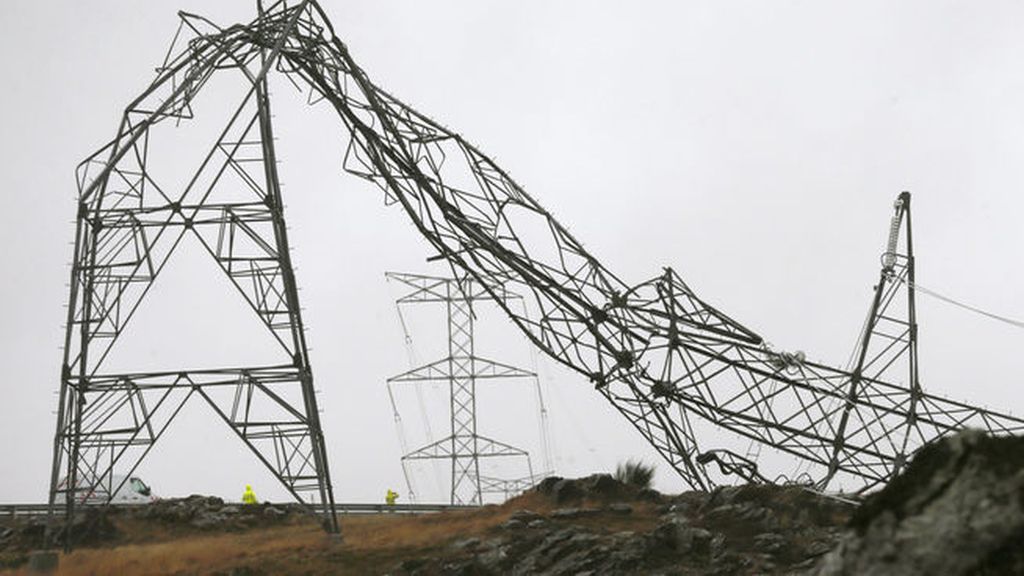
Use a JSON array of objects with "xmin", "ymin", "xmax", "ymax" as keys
[{"xmin": 387, "ymin": 272, "xmax": 535, "ymax": 505}]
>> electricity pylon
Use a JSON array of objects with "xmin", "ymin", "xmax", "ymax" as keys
[
  {"xmin": 50, "ymin": 4, "xmax": 338, "ymax": 548},
  {"xmin": 387, "ymin": 272, "xmax": 536, "ymax": 505}
]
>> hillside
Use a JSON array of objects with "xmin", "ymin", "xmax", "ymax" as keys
[
  {"xmin": 0, "ymin": 477, "xmax": 854, "ymax": 575},
  {"xmin": 2, "ymin": 431, "xmax": 1022, "ymax": 575}
]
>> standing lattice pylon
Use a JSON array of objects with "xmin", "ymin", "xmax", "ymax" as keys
[
  {"xmin": 387, "ymin": 272, "xmax": 536, "ymax": 505},
  {"xmin": 48, "ymin": 4, "xmax": 338, "ymax": 549}
]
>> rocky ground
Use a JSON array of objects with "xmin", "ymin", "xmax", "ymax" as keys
[
  {"xmin": 1, "ymin": 430, "xmax": 1021, "ymax": 575},
  {"xmin": 0, "ymin": 496, "xmax": 308, "ymax": 570},
  {"xmin": 392, "ymin": 475, "xmax": 853, "ymax": 575}
]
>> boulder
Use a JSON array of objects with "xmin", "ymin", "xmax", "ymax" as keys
[
  {"xmin": 499, "ymin": 519, "xmax": 524, "ymax": 530},
  {"xmin": 550, "ymin": 508, "xmax": 599, "ymax": 519},
  {"xmin": 605, "ymin": 503, "xmax": 633, "ymax": 515},
  {"xmin": 813, "ymin": 430, "xmax": 1024, "ymax": 576},
  {"xmin": 552, "ymin": 479, "xmax": 584, "ymax": 503},
  {"xmin": 753, "ymin": 532, "xmax": 786, "ymax": 553},
  {"xmin": 647, "ymin": 517, "xmax": 714, "ymax": 555},
  {"xmin": 508, "ymin": 509, "xmax": 542, "ymax": 523},
  {"xmin": 582, "ymin": 474, "xmax": 621, "ymax": 497},
  {"xmin": 26, "ymin": 550, "xmax": 59, "ymax": 573},
  {"xmin": 261, "ymin": 506, "xmax": 285, "ymax": 518},
  {"xmin": 449, "ymin": 537, "xmax": 480, "ymax": 552},
  {"xmin": 190, "ymin": 512, "xmax": 226, "ymax": 530}
]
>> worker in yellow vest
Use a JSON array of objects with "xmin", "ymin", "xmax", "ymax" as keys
[
  {"xmin": 242, "ymin": 484, "xmax": 258, "ymax": 505},
  {"xmin": 385, "ymin": 488, "xmax": 399, "ymax": 506}
]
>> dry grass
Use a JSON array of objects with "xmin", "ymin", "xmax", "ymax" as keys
[
  {"xmin": 37, "ymin": 524, "xmax": 329, "ymax": 576},
  {"xmin": 2, "ymin": 493, "xmax": 661, "ymax": 575}
]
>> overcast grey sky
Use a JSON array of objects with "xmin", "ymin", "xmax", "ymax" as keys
[{"xmin": 1, "ymin": 1, "xmax": 1023, "ymax": 504}]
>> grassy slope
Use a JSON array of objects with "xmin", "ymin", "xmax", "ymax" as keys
[{"xmin": 6, "ymin": 493, "xmax": 660, "ymax": 575}]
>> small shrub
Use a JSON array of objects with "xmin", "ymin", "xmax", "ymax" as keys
[{"xmin": 614, "ymin": 459, "xmax": 656, "ymax": 489}]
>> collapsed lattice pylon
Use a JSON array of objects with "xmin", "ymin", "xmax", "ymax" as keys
[{"xmin": 53, "ymin": 0, "xmax": 1024, "ymax": 547}]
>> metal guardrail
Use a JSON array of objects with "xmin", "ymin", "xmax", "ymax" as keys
[
  {"xmin": 0, "ymin": 504, "xmax": 50, "ymax": 518},
  {"xmin": 0, "ymin": 502, "xmax": 478, "ymax": 519},
  {"xmin": 332, "ymin": 502, "xmax": 479, "ymax": 515}
]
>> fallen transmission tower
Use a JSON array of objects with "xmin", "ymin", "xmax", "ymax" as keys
[{"xmin": 54, "ymin": 0, "xmax": 1023, "ymax": 545}]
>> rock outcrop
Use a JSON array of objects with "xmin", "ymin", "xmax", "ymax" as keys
[
  {"xmin": 813, "ymin": 430, "xmax": 1024, "ymax": 576},
  {"xmin": 0, "ymin": 495, "xmax": 306, "ymax": 568},
  {"xmin": 137, "ymin": 494, "xmax": 303, "ymax": 531},
  {"xmin": 394, "ymin": 474, "xmax": 853, "ymax": 575}
]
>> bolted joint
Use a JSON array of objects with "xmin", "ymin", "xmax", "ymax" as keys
[
  {"xmin": 667, "ymin": 325, "xmax": 682, "ymax": 349},
  {"xmin": 610, "ymin": 292, "xmax": 627, "ymax": 308},
  {"xmin": 650, "ymin": 380, "xmax": 676, "ymax": 399},
  {"xmin": 614, "ymin": 349, "xmax": 634, "ymax": 370},
  {"xmin": 893, "ymin": 452, "xmax": 907, "ymax": 469}
]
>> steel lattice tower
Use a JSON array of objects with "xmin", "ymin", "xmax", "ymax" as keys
[
  {"xmin": 387, "ymin": 273, "xmax": 536, "ymax": 505},
  {"xmin": 49, "ymin": 4, "xmax": 338, "ymax": 548}
]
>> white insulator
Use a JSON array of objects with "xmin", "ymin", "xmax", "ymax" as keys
[{"xmin": 882, "ymin": 208, "xmax": 902, "ymax": 270}]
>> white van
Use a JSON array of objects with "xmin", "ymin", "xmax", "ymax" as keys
[{"xmin": 56, "ymin": 474, "xmax": 158, "ymax": 505}]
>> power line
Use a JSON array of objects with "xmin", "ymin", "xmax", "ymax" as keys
[{"xmin": 901, "ymin": 279, "xmax": 1024, "ymax": 330}]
